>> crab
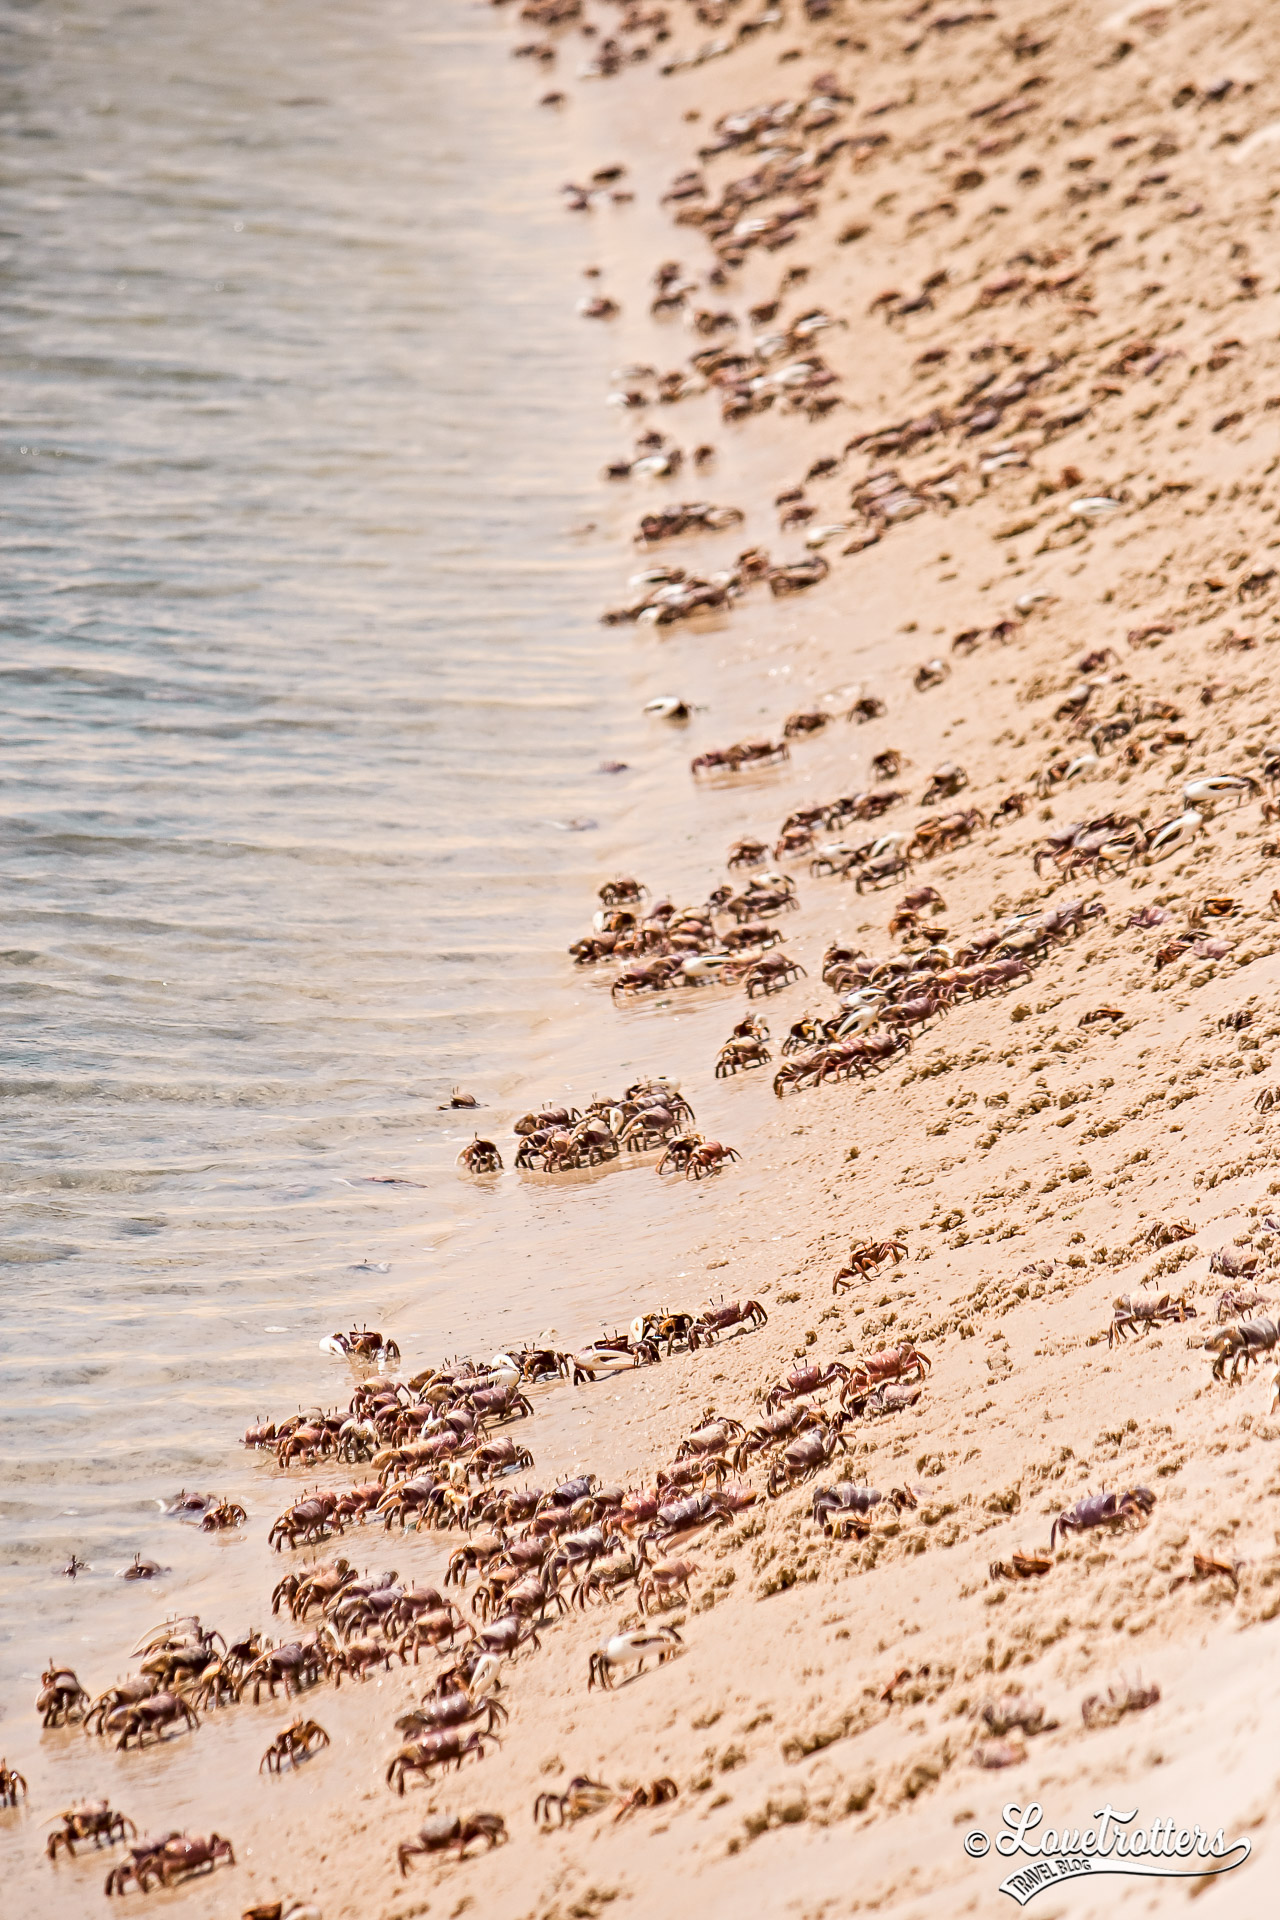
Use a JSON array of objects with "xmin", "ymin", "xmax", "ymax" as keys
[
  {"xmin": 587, "ymin": 1626, "xmax": 682, "ymax": 1690},
  {"xmin": 843, "ymin": 1341, "xmax": 930, "ymax": 1398},
  {"xmin": 989, "ymin": 791, "xmax": 1029, "ymax": 826},
  {"xmin": 848, "ymin": 1381, "xmax": 924, "ymax": 1418},
  {"xmin": 136, "ymin": 1628, "xmax": 222, "ymax": 1689},
  {"xmin": 688, "ymin": 1298, "xmax": 768, "ymax": 1344},
  {"xmin": 0, "ymin": 1759, "xmax": 27, "ymax": 1807},
  {"xmin": 767, "ymin": 1426, "xmax": 850, "ymax": 1496},
  {"xmin": 397, "ymin": 1612, "xmax": 469, "ymax": 1663},
  {"xmin": 724, "ymin": 877, "xmax": 799, "ymax": 919},
  {"xmin": 1108, "ymin": 1290, "xmax": 1197, "ymax": 1345},
  {"xmin": 561, "ymin": 1344, "xmax": 640, "ymax": 1386},
  {"xmin": 85, "ymin": 1675, "xmax": 161, "ymax": 1736},
  {"xmin": 599, "ymin": 877, "xmax": 648, "ymax": 906},
  {"xmin": 637, "ymin": 1491, "xmax": 735, "ymax": 1560},
  {"xmin": 444, "ymin": 1535, "xmax": 507, "ymax": 1589},
  {"xmin": 810, "ymin": 1483, "xmax": 915, "ymax": 1537},
  {"xmin": 879, "ymin": 1664, "xmax": 927, "ymax": 1705},
  {"xmin": 739, "ymin": 953, "xmax": 806, "ymax": 997},
  {"xmin": 1217, "ymin": 1286, "xmax": 1271, "ymax": 1322},
  {"xmin": 977, "ymin": 1692, "xmax": 1058, "ymax": 1738},
  {"xmin": 615, "ymin": 1777, "xmax": 679, "ymax": 1819},
  {"xmin": 971, "ymin": 1735, "xmax": 1027, "ymax": 1770},
  {"xmin": 636, "ymin": 1557, "xmax": 699, "ymax": 1613},
  {"xmin": 619, "ymin": 1106, "xmax": 683, "ymax": 1152},
  {"xmin": 260, "ymin": 1717, "xmax": 331, "ymax": 1772},
  {"xmin": 815, "ymin": 1033, "xmax": 910, "ymax": 1085},
  {"xmin": 133, "ymin": 1614, "xmax": 218, "ymax": 1662},
  {"xmin": 855, "ymin": 848, "xmax": 913, "ymax": 892},
  {"xmin": 1144, "ymin": 806, "xmax": 1204, "ymax": 863},
  {"xmin": 326, "ymin": 1326, "xmax": 401, "ymax": 1362},
  {"xmin": 1209, "ymin": 1245, "xmax": 1261, "ymax": 1279},
  {"xmin": 241, "ymin": 1641, "xmax": 326, "ymax": 1702},
  {"xmin": 387, "ymin": 1728, "xmax": 501, "ymax": 1795},
  {"xmin": 913, "ymin": 659, "xmax": 949, "ymax": 691},
  {"xmin": 656, "ymin": 1455, "xmax": 728, "ymax": 1495},
  {"xmin": 1169, "ymin": 1551, "xmax": 1244, "ymax": 1594},
  {"xmin": 691, "ymin": 739, "xmax": 789, "ymax": 776},
  {"xmin": 47, "ymin": 1801, "xmax": 137, "ymax": 1860},
  {"xmin": 398, "ymin": 1812, "xmax": 507, "ymax": 1871},
  {"xmin": 37, "ymin": 1663, "xmax": 90, "ymax": 1727},
  {"xmin": 513, "ymin": 1104, "xmax": 581, "ymax": 1137},
  {"xmin": 397, "ymin": 1687, "xmax": 506, "ymax": 1736},
  {"xmin": 609, "ymin": 1491, "xmax": 661, "ymax": 1539},
  {"xmin": 899, "ymin": 890, "xmax": 948, "ymax": 928},
  {"xmin": 1181, "ymin": 773, "xmax": 1259, "ymax": 812},
  {"xmin": 534, "ymin": 1776, "xmax": 614, "ymax": 1829},
  {"xmin": 727, "ymin": 836, "xmax": 768, "ymax": 868},
  {"xmin": 112, "ymin": 1690, "xmax": 200, "ymax": 1750},
  {"xmin": 686, "ymin": 1140, "xmax": 742, "ymax": 1180},
  {"xmin": 833, "ymin": 1239, "xmax": 907, "ymax": 1290},
  {"xmin": 765, "ymin": 1360, "xmax": 850, "ymax": 1411},
  {"xmin": 275, "ymin": 1420, "xmax": 340, "ymax": 1468},
  {"xmin": 1140, "ymin": 1218, "xmax": 1195, "ymax": 1248},
  {"xmin": 655, "ymin": 1131, "xmax": 703, "ymax": 1175},
  {"xmin": 1207, "ymin": 1312, "xmax": 1280, "ymax": 1382},
  {"xmin": 269, "ymin": 1493, "xmax": 341, "ymax": 1552},
  {"xmin": 199, "ymin": 1497, "xmax": 247, "ymax": 1531},
  {"xmin": 457, "ymin": 1138, "xmax": 504, "ymax": 1174},
  {"xmin": 1080, "ymin": 1679, "xmax": 1160, "ymax": 1729},
  {"xmin": 1050, "ymin": 1487, "xmax": 1155, "ymax": 1550},
  {"xmin": 243, "ymin": 1903, "xmax": 323, "ymax": 1920},
  {"xmin": 468, "ymin": 1437, "xmax": 536, "ymax": 1481},
  {"xmin": 783, "ymin": 708, "xmax": 831, "ymax": 737},
  {"xmin": 104, "ymin": 1835, "xmax": 182, "ymax": 1896},
  {"xmin": 275, "ymin": 1558, "xmax": 356, "ymax": 1616},
  {"xmin": 177, "ymin": 1656, "xmax": 241, "ymax": 1713},
  {"xmin": 676, "ymin": 1414, "xmax": 745, "ymax": 1462},
  {"xmin": 163, "ymin": 1489, "xmax": 221, "ymax": 1521},
  {"xmin": 989, "ymin": 1551, "xmax": 1054, "ymax": 1581},
  {"xmin": 921, "ymin": 763, "xmax": 968, "ymax": 806},
  {"xmin": 733, "ymin": 1404, "xmax": 827, "ymax": 1470},
  {"xmin": 118, "ymin": 1554, "xmax": 169, "ymax": 1581},
  {"xmin": 536, "ymin": 1473, "xmax": 599, "ymax": 1516},
  {"xmin": 328, "ymin": 1631, "xmax": 399, "ymax": 1686},
  {"xmin": 635, "ymin": 1308, "xmax": 699, "ymax": 1356},
  {"xmin": 571, "ymin": 1551, "xmax": 639, "ymax": 1610},
  {"xmin": 138, "ymin": 1833, "xmax": 235, "ymax": 1890},
  {"xmin": 464, "ymin": 1609, "xmax": 537, "ymax": 1659},
  {"xmin": 716, "ymin": 1034, "xmax": 772, "ymax": 1076},
  {"xmin": 495, "ymin": 1559, "xmax": 571, "ymax": 1620},
  {"xmin": 887, "ymin": 906, "xmax": 941, "ymax": 942},
  {"xmin": 467, "ymin": 1380, "xmax": 535, "ymax": 1424}
]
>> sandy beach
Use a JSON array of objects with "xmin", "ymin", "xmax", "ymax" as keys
[{"xmin": 11, "ymin": 0, "xmax": 1280, "ymax": 1915}]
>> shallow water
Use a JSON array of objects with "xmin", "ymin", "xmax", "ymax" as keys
[{"xmin": 0, "ymin": 0, "xmax": 680, "ymax": 1675}]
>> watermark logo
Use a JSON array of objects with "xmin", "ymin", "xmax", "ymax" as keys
[{"xmin": 963, "ymin": 1802, "xmax": 1251, "ymax": 1906}]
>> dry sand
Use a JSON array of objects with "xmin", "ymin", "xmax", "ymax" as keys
[{"xmin": 18, "ymin": 0, "xmax": 1280, "ymax": 1915}]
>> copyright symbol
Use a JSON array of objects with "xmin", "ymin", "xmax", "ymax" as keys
[{"xmin": 964, "ymin": 1830, "xmax": 991, "ymax": 1859}]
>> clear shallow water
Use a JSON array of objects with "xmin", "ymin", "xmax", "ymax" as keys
[{"xmin": 0, "ymin": 0, "xmax": 694, "ymax": 1678}]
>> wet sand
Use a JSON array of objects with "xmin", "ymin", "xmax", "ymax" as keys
[{"xmin": 10, "ymin": 0, "xmax": 1280, "ymax": 1915}]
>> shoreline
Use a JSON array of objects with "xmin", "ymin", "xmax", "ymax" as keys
[{"xmin": 13, "ymin": 1, "xmax": 1280, "ymax": 1915}]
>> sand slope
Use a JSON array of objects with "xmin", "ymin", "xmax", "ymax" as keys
[{"xmin": 15, "ymin": 1, "xmax": 1280, "ymax": 1915}]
